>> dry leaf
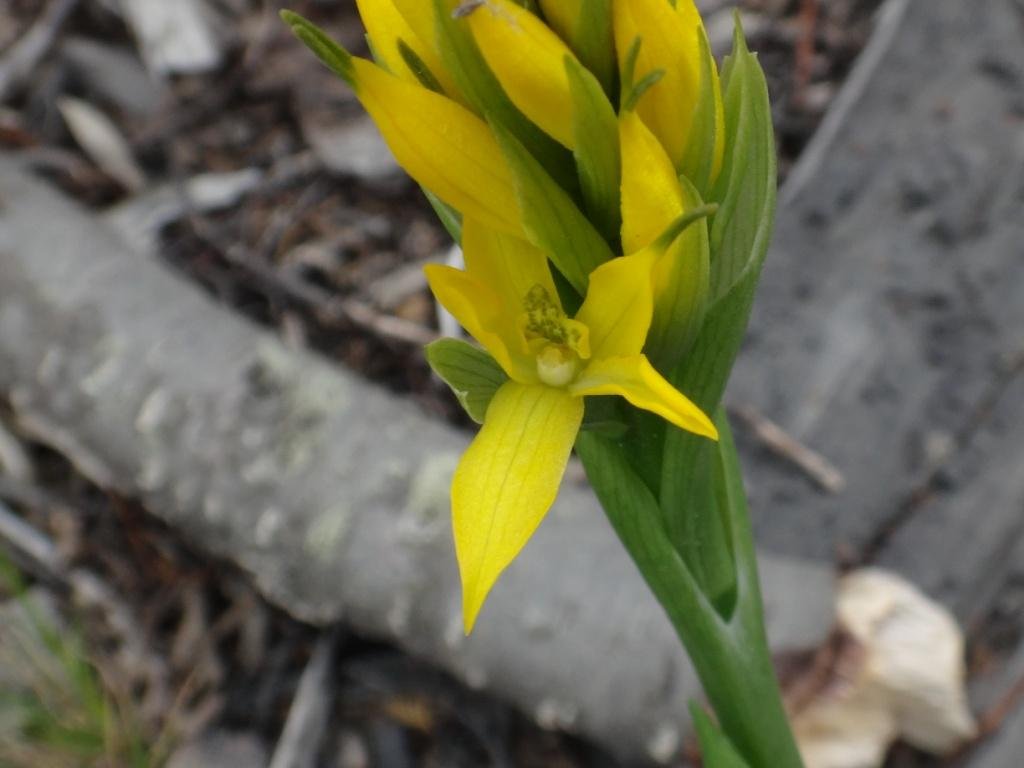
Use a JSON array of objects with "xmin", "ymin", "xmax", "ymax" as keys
[{"xmin": 792, "ymin": 568, "xmax": 977, "ymax": 768}]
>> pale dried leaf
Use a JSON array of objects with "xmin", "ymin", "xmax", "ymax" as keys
[
  {"xmin": 793, "ymin": 568, "xmax": 977, "ymax": 768},
  {"xmin": 115, "ymin": 0, "xmax": 222, "ymax": 75},
  {"xmin": 57, "ymin": 96, "xmax": 146, "ymax": 192},
  {"xmin": 103, "ymin": 169, "xmax": 262, "ymax": 252},
  {"xmin": 300, "ymin": 113, "xmax": 399, "ymax": 182}
]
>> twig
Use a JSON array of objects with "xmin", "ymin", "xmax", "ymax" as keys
[
  {"xmin": 336, "ymin": 296, "xmax": 438, "ymax": 346},
  {"xmin": 364, "ymin": 257, "xmax": 437, "ymax": 312},
  {"xmin": 728, "ymin": 403, "xmax": 846, "ymax": 494},
  {"xmin": 793, "ymin": 0, "xmax": 819, "ymax": 107},
  {"xmin": 0, "ymin": 475, "xmax": 54, "ymax": 510},
  {"xmin": 269, "ymin": 628, "xmax": 342, "ymax": 768},
  {"xmin": 254, "ymin": 179, "xmax": 332, "ymax": 264},
  {"xmin": 0, "ymin": 417, "xmax": 34, "ymax": 483},
  {"xmin": 0, "ymin": 0, "xmax": 81, "ymax": 102},
  {"xmin": 191, "ymin": 213, "xmax": 438, "ymax": 347},
  {"xmin": 976, "ymin": 671, "xmax": 1024, "ymax": 739},
  {"xmin": 0, "ymin": 498, "xmax": 63, "ymax": 581},
  {"xmin": 238, "ymin": 241, "xmax": 437, "ymax": 346}
]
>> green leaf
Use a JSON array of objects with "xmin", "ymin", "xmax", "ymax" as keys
[
  {"xmin": 580, "ymin": 418, "xmax": 805, "ymax": 767},
  {"xmin": 659, "ymin": 20, "xmax": 775, "ymax": 610},
  {"xmin": 712, "ymin": 410, "xmax": 755, "ymax": 618},
  {"xmin": 580, "ymin": 396, "xmax": 628, "ymax": 438},
  {"xmin": 660, "ymin": 257, "xmax": 762, "ymax": 609},
  {"xmin": 620, "ymin": 36, "xmax": 642, "ymax": 107},
  {"xmin": 565, "ymin": 55, "xmax": 620, "ymax": 244},
  {"xmin": 690, "ymin": 704, "xmax": 753, "ymax": 768},
  {"xmin": 489, "ymin": 120, "xmax": 614, "ymax": 293},
  {"xmin": 426, "ymin": 338, "xmax": 507, "ymax": 423},
  {"xmin": 623, "ymin": 68, "xmax": 665, "ymax": 112},
  {"xmin": 619, "ymin": 36, "xmax": 665, "ymax": 112},
  {"xmin": 431, "ymin": 0, "xmax": 575, "ymax": 191},
  {"xmin": 575, "ymin": 431, "xmax": 723, "ymax": 646},
  {"xmin": 422, "ymin": 187, "xmax": 463, "ymax": 244},
  {"xmin": 707, "ymin": 16, "xmax": 777, "ymax": 301},
  {"xmin": 396, "ymin": 39, "xmax": 446, "ymax": 93},
  {"xmin": 573, "ymin": 0, "xmax": 615, "ymax": 97},
  {"xmin": 279, "ymin": 11, "xmax": 354, "ymax": 86},
  {"xmin": 644, "ymin": 176, "xmax": 712, "ymax": 373},
  {"xmin": 680, "ymin": 27, "xmax": 719, "ymax": 196}
]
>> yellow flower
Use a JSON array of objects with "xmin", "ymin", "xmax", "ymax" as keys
[
  {"xmin": 349, "ymin": 59, "xmax": 524, "ymax": 236},
  {"xmin": 282, "ymin": 1, "xmax": 747, "ymax": 632},
  {"xmin": 354, "ymin": 0, "xmax": 465, "ymax": 103},
  {"xmin": 425, "ymin": 220, "xmax": 718, "ymax": 633},
  {"xmin": 279, "ymin": 11, "xmax": 524, "ymax": 237},
  {"xmin": 619, "ymin": 108, "xmax": 686, "ymax": 253},
  {"xmin": 459, "ymin": 0, "xmax": 582, "ymax": 147},
  {"xmin": 612, "ymin": 0, "xmax": 725, "ymax": 178}
]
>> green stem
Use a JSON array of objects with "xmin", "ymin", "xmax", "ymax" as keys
[
  {"xmin": 700, "ymin": 410, "xmax": 802, "ymax": 767},
  {"xmin": 577, "ymin": 415, "xmax": 803, "ymax": 768}
]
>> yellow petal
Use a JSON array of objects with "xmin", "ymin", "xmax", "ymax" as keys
[
  {"xmin": 573, "ymin": 250, "xmax": 659, "ymax": 360},
  {"xmin": 453, "ymin": 382, "xmax": 584, "ymax": 632},
  {"xmin": 355, "ymin": 0, "xmax": 460, "ymax": 98},
  {"xmin": 619, "ymin": 109, "xmax": 685, "ymax": 253},
  {"xmin": 538, "ymin": 0, "xmax": 581, "ymax": 43},
  {"xmin": 462, "ymin": 0, "xmax": 578, "ymax": 147},
  {"xmin": 462, "ymin": 218, "xmax": 557, "ymax": 323},
  {"xmin": 570, "ymin": 355, "xmax": 717, "ymax": 439},
  {"xmin": 350, "ymin": 57, "xmax": 522, "ymax": 236},
  {"xmin": 613, "ymin": 0, "xmax": 702, "ymax": 168},
  {"xmin": 391, "ymin": 0, "xmax": 438, "ymax": 51},
  {"xmin": 424, "ymin": 265, "xmax": 535, "ymax": 382}
]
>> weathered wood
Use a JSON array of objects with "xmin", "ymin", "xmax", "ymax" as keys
[
  {"xmin": 967, "ymin": 638, "xmax": 1024, "ymax": 768},
  {"xmin": 875, "ymin": 373, "xmax": 1024, "ymax": 624},
  {"xmin": 731, "ymin": 0, "xmax": 1024, "ymax": 569},
  {"xmin": 739, "ymin": 5, "xmax": 1024, "ymax": 751},
  {"xmin": 959, "ymin": 531, "xmax": 1024, "ymax": 766}
]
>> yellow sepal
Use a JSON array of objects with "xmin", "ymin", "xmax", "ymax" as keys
[
  {"xmin": 350, "ymin": 58, "xmax": 522, "ymax": 236},
  {"xmin": 391, "ymin": 0, "xmax": 439, "ymax": 54},
  {"xmin": 462, "ymin": 218, "xmax": 558, "ymax": 328},
  {"xmin": 538, "ymin": 0, "xmax": 581, "ymax": 44},
  {"xmin": 612, "ymin": 0, "xmax": 702, "ymax": 169},
  {"xmin": 461, "ymin": 0, "xmax": 579, "ymax": 148},
  {"xmin": 573, "ymin": 250, "xmax": 659, "ymax": 360},
  {"xmin": 570, "ymin": 355, "xmax": 717, "ymax": 439},
  {"xmin": 619, "ymin": 109, "xmax": 685, "ymax": 253},
  {"xmin": 453, "ymin": 382, "xmax": 584, "ymax": 633},
  {"xmin": 424, "ymin": 264, "xmax": 535, "ymax": 383},
  {"xmin": 355, "ymin": 0, "xmax": 460, "ymax": 98}
]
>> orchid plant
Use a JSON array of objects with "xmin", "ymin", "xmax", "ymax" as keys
[{"xmin": 282, "ymin": 1, "xmax": 801, "ymax": 765}]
